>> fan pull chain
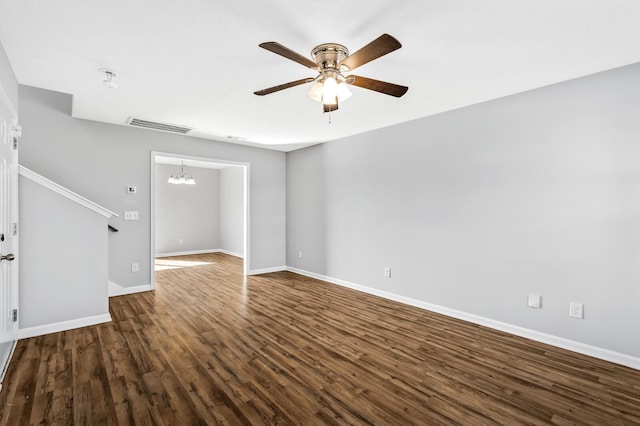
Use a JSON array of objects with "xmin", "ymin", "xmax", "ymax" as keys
[{"xmin": 322, "ymin": 104, "xmax": 332, "ymax": 124}]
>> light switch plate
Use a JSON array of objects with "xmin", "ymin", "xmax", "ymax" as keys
[{"xmin": 527, "ymin": 293, "xmax": 541, "ymax": 308}]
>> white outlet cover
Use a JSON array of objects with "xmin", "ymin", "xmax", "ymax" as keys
[
  {"xmin": 569, "ymin": 302, "xmax": 584, "ymax": 319},
  {"xmin": 124, "ymin": 211, "xmax": 139, "ymax": 220}
]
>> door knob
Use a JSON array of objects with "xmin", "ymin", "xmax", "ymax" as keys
[{"xmin": 0, "ymin": 253, "xmax": 15, "ymax": 262}]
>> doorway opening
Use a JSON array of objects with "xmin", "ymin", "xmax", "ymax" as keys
[{"xmin": 150, "ymin": 151, "xmax": 249, "ymax": 290}]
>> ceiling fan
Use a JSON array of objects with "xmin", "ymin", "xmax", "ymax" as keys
[{"xmin": 254, "ymin": 34, "xmax": 408, "ymax": 113}]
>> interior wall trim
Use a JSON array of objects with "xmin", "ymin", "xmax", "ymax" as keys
[
  {"xmin": 286, "ymin": 266, "xmax": 640, "ymax": 371},
  {"xmin": 18, "ymin": 313, "xmax": 112, "ymax": 339},
  {"xmin": 219, "ymin": 249, "xmax": 243, "ymax": 259},
  {"xmin": 248, "ymin": 266, "xmax": 286, "ymax": 276},
  {"xmin": 155, "ymin": 249, "xmax": 221, "ymax": 258},
  {"xmin": 154, "ymin": 249, "xmax": 244, "ymax": 259},
  {"xmin": 108, "ymin": 281, "xmax": 152, "ymax": 297}
]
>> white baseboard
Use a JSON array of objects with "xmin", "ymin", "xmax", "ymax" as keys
[
  {"xmin": 286, "ymin": 266, "xmax": 640, "ymax": 371},
  {"xmin": 155, "ymin": 249, "xmax": 220, "ymax": 258},
  {"xmin": 219, "ymin": 249, "xmax": 244, "ymax": 258},
  {"xmin": 109, "ymin": 281, "xmax": 152, "ymax": 297},
  {"xmin": 19, "ymin": 313, "xmax": 112, "ymax": 339},
  {"xmin": 155, "ymin": 249, "xmax": 245, "ymax": 259},
  {"xmin": 0, "ymin": 340, "xmax": 17, "ymax": 389},
  {"xmin": 248, "ymin": 266, "xmax": 286, "ymax": 275}
]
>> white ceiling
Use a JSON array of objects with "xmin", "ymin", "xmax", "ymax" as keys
[{"xmin": 1, "ymin": 1, "xmax": 639, "ymax": 152}]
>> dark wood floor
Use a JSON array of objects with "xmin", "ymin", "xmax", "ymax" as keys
[{"xmin": 1, "ymin": 253, "xmax": 639, "ymax": 425}]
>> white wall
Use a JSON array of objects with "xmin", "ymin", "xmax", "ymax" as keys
[
  {"xmin": 18, "ymin": 85, "xmax": 286, "ymax": 287},
  {"xmin": 287, "ymin": 63, "xmax": 640, "ymax": 360},
  {"xmin": 219, "ymin": 166, "xmax": 244, "ymax": 256},
  {"xmin": 0, "ymin": 40, "xmax": 17, "ymax": 113},
  {"xmin": 19, "ymin": 176, "xmax": 109, "ymax": 329},
  {"xmin": 155, "ymin": 164, "xmax": 219, "ymax": 255}
]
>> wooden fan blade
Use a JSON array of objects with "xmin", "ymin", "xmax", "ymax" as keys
[
  {"xmin": 259, "ymin": 42, "xmax": 318, "ymax": 70},
  {"xmin": 347, "ymin": 75, "xmax": 408, "ymax": 97},
  {"xmin": 254, "ymin": 78, "xmax": 315, "ymax": 96},
  {"xmin": 338, "ymin": 34, "xmax": 402, "ymax": 72}
]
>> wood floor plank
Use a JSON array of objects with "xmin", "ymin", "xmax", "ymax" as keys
[{"xmin": 1, "ymin": 252, "xmax": 640, "ymax": 424}]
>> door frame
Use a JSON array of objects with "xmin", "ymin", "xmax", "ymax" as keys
[
  {"xmin": 0, "ymin": 84, "xmax": 19, "ymax": 390},
  {"xmin": 150, "ymin": 151, "xmax": 250, "ymax": 290}
]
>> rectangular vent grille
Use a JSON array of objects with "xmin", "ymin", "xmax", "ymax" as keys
[{"xmin": 127, "ymin": 117, "xmax": 192, "ymax": 134}]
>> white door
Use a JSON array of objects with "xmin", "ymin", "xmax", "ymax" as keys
[{"xmin": 0, "ymin": 94, "xmax": 18, "ymax": 387}]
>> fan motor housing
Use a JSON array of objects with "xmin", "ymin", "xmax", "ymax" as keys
[{"xmin": 311, "ymin": 43, "xmax": 349, "ymax": 70}]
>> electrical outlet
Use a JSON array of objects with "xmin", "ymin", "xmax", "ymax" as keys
[
  {"xmin": 179, "ymin": 238, "xmax": 184, "ymax": 245},
  {"xmin": 569, "ymin": 302, "xmax": 584, "ymax": 319},
  {"xmin": 124, "ymin": 211, "xmax": 139, "ymax": 220},
  {"xmin": 298, "ymin": 250, "xmax": 303, "ymax": 259},
  {"xmin": 131, "ymin": 263, "xmax": 139, "ymax": 273},
  {"xmin": 384, "ymin": 266, "xmax": 391, "ymax": 278}
]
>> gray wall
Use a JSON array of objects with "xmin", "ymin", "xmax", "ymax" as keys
[
  {"xmin": 155, "ymin": 164, "xmax": 219, "ymax": 255},
  {"xmin": 219, "ymin": 166, "xmax": 244, "ymax": 255},
  {"xmin": 0, "ymin": 41, "xmax": 17, "ymax": 112},
  {"xmin": 19, "ymin": 176, "xmax": 109, "ymax": 328},
  {"xmin": 287, "ymin": 63, "xmax": 640, "ymax": 358},
  {"xmin": 19, "ymin": 85, "xmax": 286, "ymax": 287}
]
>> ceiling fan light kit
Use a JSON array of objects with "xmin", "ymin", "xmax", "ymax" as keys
[{"xmin": 254, "ymin": 34, "xmax": 408, "ymax": 113}]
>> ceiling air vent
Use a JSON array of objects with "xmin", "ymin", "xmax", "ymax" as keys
[{"xmin": 126, "ymin": 117, "xmax": 193, "ymax": 134}]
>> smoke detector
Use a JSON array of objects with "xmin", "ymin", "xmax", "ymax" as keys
[{"xmin": 99, "ymin": 68, "xmax": 118, "ymax": 89}]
